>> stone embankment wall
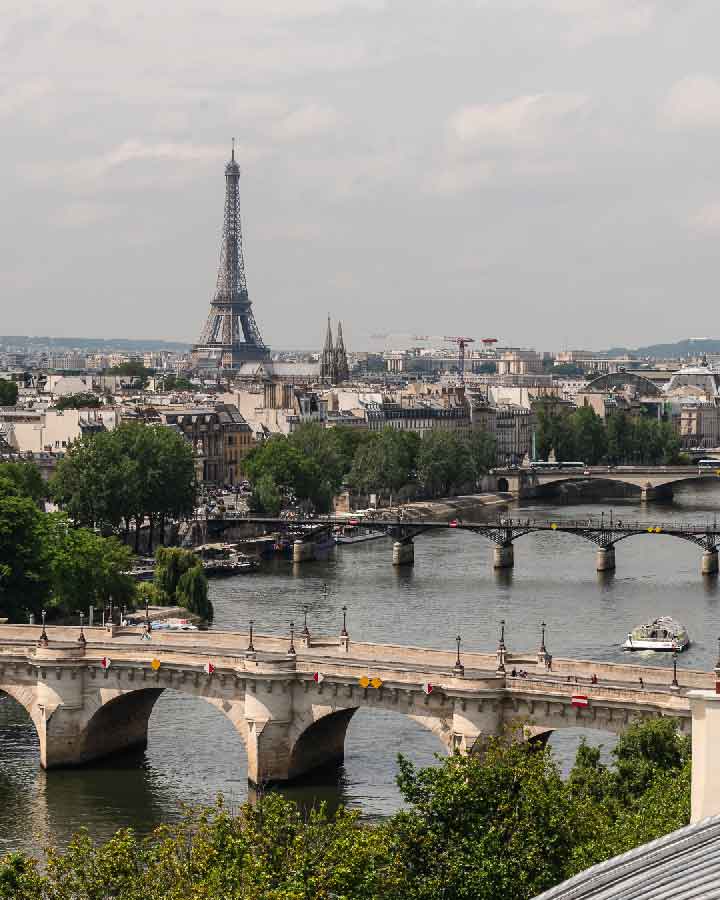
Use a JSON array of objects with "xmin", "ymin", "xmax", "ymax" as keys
[{"xmin": 379, "ymin": 493, "xmax": 510, "ymax": 524}]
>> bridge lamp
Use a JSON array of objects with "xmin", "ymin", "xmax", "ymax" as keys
[
  {"xmin": 288, "ymin": 622, "xmax": 296, "ymax": 656},
  {"xmin": 144, "ymin": 597, "xmax": 150, "ymax": 631},
  {"xmin": 247, "ymin": 619, "xmax": 255, "ymax": 653},
  {"xmin": 301, "ymin": 605, "xmax": 310, "ymax": 638},
  {"xmin": 341, "ymin": 605, "xmax": 348, "ymax": 638},
  {"xmin": 454, "ymin": 635, "xmax": 464, "ymax": 676},
  {"xmin": 78, "ymin": 612, "xmax": 86, "ymax": 646},
  {"xmin": 671, "ymin": 650, "xmax": 679, "ymax": 689},
  {"xmin": 540, "ymin": 621, "xmax": 547, "ymax": 655},
  {"xmin": 38, "ymin": 609, "xmax": 49, "ymax": 648}
]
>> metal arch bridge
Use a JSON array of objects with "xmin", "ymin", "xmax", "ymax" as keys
[
  {"xmin": 220, "ymin": 513, "xmax": 720, "ymax": 551},
  {"xmin": 209, "ymin": 513, "xmax": 720, "ymax": 574}
]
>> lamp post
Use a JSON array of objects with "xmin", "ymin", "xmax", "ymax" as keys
[
  {"xmin": 288, "ymin": 622, "xmax": 296, "ymax": 656},
  {"xmin": 301, "ymin": 604, "xmax": 310, "ymax": 638},
  {"xmin": 247, "ymin": 619, "xmax": 255, "ymax": 653},
  {"xmin": 497, "ymin": 619, "xmax": 506, "ymax": 673},
  {"xmin": 78, "ymin": 611, "xmax": 86, "ymax": 645},
  {"xmin": 341, "ymin": 605, "xmax": 348, "ymax": 638},
  {"xmin": 38, "ymin": 609, "xmax": 48, "ymax": 647},
  {"xmin": 454, "ymin": 634, "xmax": 464, "ymax": 676},
  {"xmin": 671, "ymin": 650, "xmax": 679, "ymax": 689},
  {"xmin": 540, "ymin": 621, "xmax": 547, "ymax": 655},
  {"xmin": 144, "ymin": 597, "xmax": 150, "ymax": 632}
]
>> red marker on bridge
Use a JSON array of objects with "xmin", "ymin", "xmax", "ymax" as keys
[
  {"xmin": 571, "ymin": 695, "xmax": 589, "ymax": 708},
  {"xmin": 204, "ymin": 662, "xmax": 215, "ymax": 675},
  {"xmin": 423, "ymin": 682, "xmax": 433, "ymax": 694},
  {"xmin": 313, "ymin": 672, "xmax": 325, "ymax": 683},
  {"xmin": 100, "ymin": 657, "xmax": 111, "ymax": 670}
]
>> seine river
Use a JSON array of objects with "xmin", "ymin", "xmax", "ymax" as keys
[{"xmin": 3, "ymin": 484, "xmax": 720, "ymax": 856}]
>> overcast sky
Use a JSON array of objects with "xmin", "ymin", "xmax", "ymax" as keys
[{"xmin": 3, "ymin": 1, "xmax": 720, "ymax": 351}]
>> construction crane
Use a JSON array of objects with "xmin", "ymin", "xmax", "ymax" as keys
[
  {"xmin": 412, "ymin": 334, "xmax": 477, "ymax": 379},
  {"xmin": 444, "ymin": 336, "xmax": 475, "ymax": 379}
]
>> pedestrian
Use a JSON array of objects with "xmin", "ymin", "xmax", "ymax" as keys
[
  {"xmin": 511, "ymin": 668, "xmax": 517, "ymax": 677},
  {"xmin": 591, "ymin": 674, "xmax": 598, "ymax": 685},
  {"xmin": 639, "ymin": 676, "xmax": 644, "ymax": 689}
]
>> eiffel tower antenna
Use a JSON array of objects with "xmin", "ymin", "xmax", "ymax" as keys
[{"xmin": 192, "ymin": 144, "xmax": 270, "ymax": 369}]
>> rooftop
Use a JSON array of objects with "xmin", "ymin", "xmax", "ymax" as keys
[{"xmin": 534, "ymin": 815, "xmax": 720, "ymax": 900}]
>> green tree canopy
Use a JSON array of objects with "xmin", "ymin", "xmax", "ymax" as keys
[
  {"xmin": 54, "ymin": 393, "xmax": 102, "ymax": 410},
  {"xmin": 0, "ymin": 379, "xmax": 19, "ymax": 407}
]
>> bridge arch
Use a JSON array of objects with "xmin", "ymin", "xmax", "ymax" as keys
[
  {"xmin": 75, "ymin": 683, "xmax": 250, "ymax": 767},
  {"xmin": 287, "ymin": 694, "xmax": 453, "ymax": 781},
  {"xmin": 0, "ymin": 682, "xmax": 41, "ymax": 737}
]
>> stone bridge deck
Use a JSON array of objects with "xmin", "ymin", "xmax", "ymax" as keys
[
  {"xmin": 491, "ymin": 465, "xmax": 720, "ymax": 501},
  {"xmin": 0, "ymin": 625, "xmax": 703, "ymax": 785}
]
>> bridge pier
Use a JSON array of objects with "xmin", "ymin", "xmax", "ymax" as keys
[
  {"xmin": 393, "ymin": 540, "xmax": 415, "ymax": 566},
  {"xmin": 493, "ymin": 543, "xmax": 514, "ymax": 569},
  {"xmin": 640, "ymin": 484, "xmax": 673, "ymax": 503},
  {"xmin": 595, "ymin": 546, "xmax": 616, "ymax": 572},
  {"xmin": 702, "ymin": 549, "xmax": 719, "ymax": 576},
  {"xmin": 292, "ymin": 540, "xmax": 315, "ymax": 563}
]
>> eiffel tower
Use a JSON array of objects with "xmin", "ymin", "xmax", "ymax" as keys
[{"xmin": 192, "ymin": 142, "xmax": 270, "ymax": 369}]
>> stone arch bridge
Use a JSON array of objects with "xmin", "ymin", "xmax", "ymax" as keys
[
  {"xmin": 0, "ymin": 624, "xmax": 703, "ymax": 786},
  {"xmin": 491, "ymin": 465, "xmax": 720, "ymax": 502}
]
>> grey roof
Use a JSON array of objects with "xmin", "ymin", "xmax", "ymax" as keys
[{"xmin": 534, "ymin": 816, "xmax": 720, "ymax": 900}]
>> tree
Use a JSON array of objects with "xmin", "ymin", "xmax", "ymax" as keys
[
  {"xmin": 0, "ymin": 494, "xmax": 49, "ymax": 621},
  {"xmin": 0, "ymin": 379, "xmax": 18, "ymax": 407},
  {"xmin": 417, "ymin": 430, "xmax": 475, "ymax": 498},
  {"xmin": 252, "ymin": 473, "xmax": 282, "ymax": 515},
  {"xmin": 0, "ymin": 461, "xmax": 44, "ymax": 502},
  {"xmin": 568, "ymin": 406, "xmax": 607, "ymax": 465},
  {"xmin": 467, "ymin": 427, "xmax": 496, "ymax": 474},
  {"xmin": 154, "ymin": 547, "xmax": 200, "ymax": 598},
  {"xmin": 51, "ymin": 424, "xmax": 196, "ymax": 549},
  {"xmin": 176, "ymin": 565, "xmax": 213, "ymax": 621},
  {"xmin": 54, "ymin": 393, "xmax": 102, "ymax": 410},
  {"xmin": 44, "ymin": 517, "xmax": 135, "ymax": 615},
  {"xmin": 393, "ymin": 736, "xmax": 580, "ymax": 900}
]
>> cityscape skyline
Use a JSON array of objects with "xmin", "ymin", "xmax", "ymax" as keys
[{"xmin": 5, "ymin": 2, "xmax": 720, "ymax": 349}]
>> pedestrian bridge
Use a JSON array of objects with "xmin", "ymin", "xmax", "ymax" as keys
[
  {"xmin": 490, "ymin": 465, "xmax": 720, "ymax": 501},
  {"xmin": 0, "ymin": 623, "xmax": 704, "ymax": 786}
]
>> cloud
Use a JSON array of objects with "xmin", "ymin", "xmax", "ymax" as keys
[
  {"xmin": 448, "ymin": 92, "xmax": 588, "ymax": 149},
  {"xmin": 425, "ymin": 161, "xmax": 494, "ymax": 195},
  {"xmin": 544, "ymin": 0, "xmax": 655, "ymax": 43},
  {"xmin": 662, "ymin": 75, "xmax": 720, "ymax": 130},
  {"xmin": 272, "ymin": 104, "xmax": 342, "ymax": 140},
  {"xmin": 51, "ymin": 201, "xmax": 119, "ymax": 229},
  {"xmin": 689, "ymin": 201, "xmax": 720, "ymax": 234},
  {"xmin": 0, "ymin": 78, "xmax": 53, "ymax": 118}
]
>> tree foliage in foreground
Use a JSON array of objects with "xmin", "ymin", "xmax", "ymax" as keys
[{"xmin": 0, "ymin": 720, "xmax": 690, "ymax": 900}]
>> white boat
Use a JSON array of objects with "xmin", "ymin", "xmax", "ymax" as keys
[
  {"xmin": 333, "ymin": 523, "xmax": 386, "ymax": 545},
  {"xmin": 151, "ymin": 618, "xmax": 199, "ymax": 632},
  {"xmin": 623, "ymin": 616, "xmax": 690, "ymax": 652}
]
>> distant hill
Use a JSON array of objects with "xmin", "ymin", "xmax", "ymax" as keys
[
  {"xmin": 606, "ymin": 338, "xmax": 720, "ymax": 359},
  {"xmin": 0, "ymin": 336, "xmax": 191, "ymax": 353}
]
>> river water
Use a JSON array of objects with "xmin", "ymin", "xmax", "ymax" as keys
[{"xmin": 2, "ymin": 485, "xmax": 720, "ymax": 856}]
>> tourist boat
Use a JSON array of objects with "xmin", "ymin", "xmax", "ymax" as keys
[
  {"xmin": 623, "ymin": 616, "xmax": 690, "ymax": 652},
  {"xmin": 151, "ymin": 618, "xmax": 199, "ymax": 632},
  {"xmin": 333, "ymin": 523, "xmax": 386, "ymax": 545}
]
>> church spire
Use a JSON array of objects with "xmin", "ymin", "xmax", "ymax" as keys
[
  {"xmin": 334, "ymin": 320, "xmax": 349, "ymax": 382},
  {"xmin": 320, "ymin": 315, "xmax": 335, "ymax": 382}
]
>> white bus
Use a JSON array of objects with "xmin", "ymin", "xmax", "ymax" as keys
[{"xmin": 698, "ymin": 459, "xmax": 720, "ymax": 471}]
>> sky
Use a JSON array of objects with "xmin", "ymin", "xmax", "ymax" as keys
[{"xmin": 3, "ymin": 0, "xmax": 720, "ymax": 352}]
